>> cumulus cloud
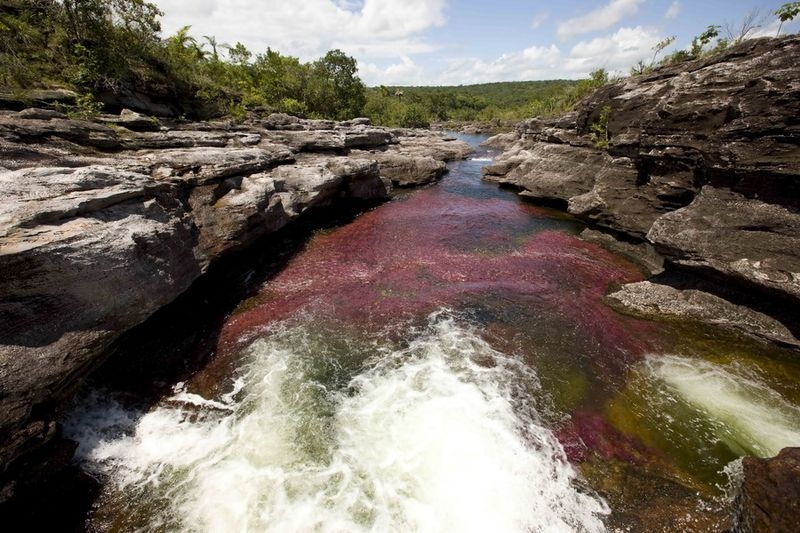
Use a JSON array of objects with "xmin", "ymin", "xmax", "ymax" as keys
[
  {"xmin": 361, "ymin": 56, "xmax": 427, "ymax": 85},
  {"xmin": 150, "ymin": 0, "xmax": 446, "ymax": 61},
  {"xmin": 432, "ymin": 45, "xmax": 562, "ymax": 85},
  {"xmin": 556, "ymin": 0, "xmax": 644, "ymax": 40},
  {"xmin": 665, "ymin": 1, "xmax": 681, "ymax": 19},
  {"xmin": 566, "ymin": 26, "xmax": 663, "ymax": 75}
]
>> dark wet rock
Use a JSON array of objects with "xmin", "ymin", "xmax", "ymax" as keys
[
  {"xmin": 0, "ymin": 109, "xmax": 467, "ymax": 495},
  {"xmin": 734, "ymin": 447, "xmax": 800, "ymax": 533},
  {"xmin": 605, "ymin": 281, "xmax": 800, "ymax": 348}
]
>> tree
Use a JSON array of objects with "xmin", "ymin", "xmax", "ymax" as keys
[
  {"xmin": 307, "ymin": 49, "xmax": 366, "ymax": 120},
  {"xmin": 776, "ymin": 2, "xmax": 800, "ymax": 35}
]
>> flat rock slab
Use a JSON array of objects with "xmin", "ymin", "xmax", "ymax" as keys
[
  {"xmin": 606, "ymin": 281, "xmax": 800, "ymax": 348},
  {"xmin": 647, "ymin": 186, "xmax": 800, "ymax": 302}
]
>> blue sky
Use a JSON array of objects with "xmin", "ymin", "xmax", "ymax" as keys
[{"xmin": 149, "ymin": 0, "xmax": 799, "ymax": 85}]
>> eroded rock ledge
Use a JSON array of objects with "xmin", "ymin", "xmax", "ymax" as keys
[
  {"xmin": 0, "ymin": 111, "xmax": 471, "ymax": 497},
  {"xmin": 483, "ymin": 35, "xmax": 800, "ymax": 347}
]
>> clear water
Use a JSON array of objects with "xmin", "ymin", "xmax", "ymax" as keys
[{"xmin": 63, "ymin": 133, "xmax": 800, "ymax": 531}]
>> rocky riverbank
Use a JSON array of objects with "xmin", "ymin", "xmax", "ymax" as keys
[
  {"xmin": 0, "ymin": 110, "xmax": 471, "ymax": 502},
  {"xmin": 483, "ymin": 35, "xmax": 800, "ymax": 348},
  {"xmin": 483, "ymin": 35, "xmax": 800, "ymax": 527}
]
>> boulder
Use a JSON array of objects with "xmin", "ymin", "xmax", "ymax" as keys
[
  {"xmin": 100, "ymin": 109, "xmax": 161, "ymax": 132},
  {"xmin": 733, "ymin": 448, "xmax": 800, "ymax": 533},
  {"xmin": 139, "ymin": 145, "xmax": 294, "ymax": 184},
  {"xmin": 370, "ymin": 153, "xmax": 446, "ymax": 187},
  {"xmin": 605, "ymin": 281, "xmax": 800, "ymax": 348},
  {"xmin": 647, "ymin": 186, "xmax": 800, "ymax": 303},
  {"xmin": 0, "ymin": 115, "xmax": 121, "ymax": 150},
  {"xmin": 0, "ymin": 166, "xmax": 204, "ymax": 476}
]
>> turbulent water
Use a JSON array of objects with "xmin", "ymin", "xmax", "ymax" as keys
[
  {"xmin": 65, "ymin": 313, "xmax": 608, "ymax": 532},
  {"xmin": 62, "ymin": 134, "xmax": 800, "ymax": 531}
]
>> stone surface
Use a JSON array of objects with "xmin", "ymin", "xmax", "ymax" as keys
[
  {"xmin": 0, "ymin": 109, "xmax": 468, "ymax": 494},
  {"xmin": 733, "ymin": 447, "xmax": 800, "ymax": 533},
  {"xmin": 605, "ymin": 281, "xmax": 800, "ymax": 348},
  {"xmin": 647, "ymin": 186, "xmax": 800, "ymax": 302},
  {"xmin": 98, "ymin": 109, "xmax": 161, "ymax": 132},
  {"xmin": 580, "ymin": 229, "xmax": 664, "ymax": 276},
  {"xmin": 486, "ymin": 35, "xmax": 800, "ymax": 312}
]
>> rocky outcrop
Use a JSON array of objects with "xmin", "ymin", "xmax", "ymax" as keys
[
  {"xmin": 605, "ymin": 281, "xmax": 800, "ymax": 348},
  {"xmin": 733, "ymin": 447, "xmax": 800, "ymax": 532},
  {"xmin": 0, "ymin": 111, "xmax": 470, "ymax": 499},
  {"xmin": 484, "ymin": 36, "xmax": 800, "ymax": 337}
]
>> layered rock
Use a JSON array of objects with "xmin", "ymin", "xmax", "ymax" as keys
[
  {"xmin": 0, "ymin": 111, "xmax": 470, "ymax": 498},
  {"xmin": 484, "ymin": 36, "xmax": 800, "ymax": 337}
]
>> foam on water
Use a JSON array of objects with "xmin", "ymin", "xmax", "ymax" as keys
[
  {"xmin": 64, "ymin": 312, "xmax": 608, "ymax": 532},
  {"xmin": 644, "ymin": 354, "xmax": 800, "ymax": 457}
]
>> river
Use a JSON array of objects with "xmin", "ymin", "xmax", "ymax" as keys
[{"xmin": 63, "ymin": 134, "xmax": 800, "ymax": 532}]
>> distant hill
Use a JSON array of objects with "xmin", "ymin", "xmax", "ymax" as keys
[{"xmin": 364, "ymin": 78, "xmax": 597, "ymax": 128}]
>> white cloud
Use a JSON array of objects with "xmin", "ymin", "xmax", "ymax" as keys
[
  {"xmin": 433, "ymin": 45, "xmax": 562, "ymax": 85},
  {"xmin": 150, "ymin": 0, "xmax": 447, "ymax": 61},
  {"xmin": 567, "ymin": 26, "xmax": 663, "ymax": 76},
  {"xmin": 361, "ymin": 56, "xmax": 427, "ymax": 85},
  {"xmin": 556, "ymin": 0, "xmax": 644, "ymax": 40},
  {"xmin": 665, "ymin": 1, "xmax": 681, "ymax": 19}
]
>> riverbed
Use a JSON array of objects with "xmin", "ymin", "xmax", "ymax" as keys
[{"xmin": 63, "ymin": 134, "xmax": 800, "ymax": 532}]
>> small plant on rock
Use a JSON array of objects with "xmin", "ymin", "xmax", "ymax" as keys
[{"xmin": 590, "ymin": 105, "xmax": 611, "ymax": 149}]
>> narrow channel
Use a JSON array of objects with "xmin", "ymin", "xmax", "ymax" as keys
[{"xmin": 64, "ymin": 134, "xmax": 800, "ymax": 531}]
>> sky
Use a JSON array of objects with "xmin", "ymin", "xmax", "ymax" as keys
[{"xmin": 148, "ymin": 0, "xmax": 799, "ymax": 86}]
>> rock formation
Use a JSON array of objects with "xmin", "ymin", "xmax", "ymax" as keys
[
  {"xmin": 483, "ymin": 35, "xmax": 800, "ymax": 346},
  {"xmin": 733, "ymin": 447, "xmax": 800, "ymax": 532},
  {"xmin": 0, "ymin": 110, "xmax": 471, "ymax": 500}
]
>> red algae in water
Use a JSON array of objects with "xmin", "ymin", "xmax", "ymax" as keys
[{"xmin": 216, "ymin": 180, "xmax": 655, "ymax": 372}]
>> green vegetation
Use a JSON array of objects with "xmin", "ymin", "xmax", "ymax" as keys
[
  {"xmin": 590, "ymin": 105, "xmax": 611, "ymax": 148},
  {"xmin": 0, "ymin": 0, "xmax": 367, "ymax": 120},
  {"xmin": 363, "ymin": 72, "xmax": 613, "ymax": 128},
  {"xmin": 0, "ymin": 1, "xmax": 615, "ymax": 126},
  {"xmin": 776, "ymin": 2, "xmax": 800, "ymax": 34}
]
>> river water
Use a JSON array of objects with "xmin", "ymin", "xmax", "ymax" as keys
[{"xmin": 64, "ymin": 134, "xmax": 800, "ymax": 532}]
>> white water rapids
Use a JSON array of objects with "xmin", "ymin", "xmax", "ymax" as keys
[
  {"xmin": 64, "ymin": 312, "xmax": 609, "ymax": 532},
  {"xmin": 643, "ymin": 355, "xmax": 800, "ymax": 458}
]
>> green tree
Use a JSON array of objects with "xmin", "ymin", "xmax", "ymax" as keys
[
  {"xmin": 776, "ymin": 2, "xmax": 800, "ymax": 34},
  {"xmin": 307, "ymin": 49, "xmax": 366, "ymax": 120}
]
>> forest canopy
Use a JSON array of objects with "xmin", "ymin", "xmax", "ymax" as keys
[{"xmin": 0, "ymin": 0, "xmax": 601, "ymax": 124}]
